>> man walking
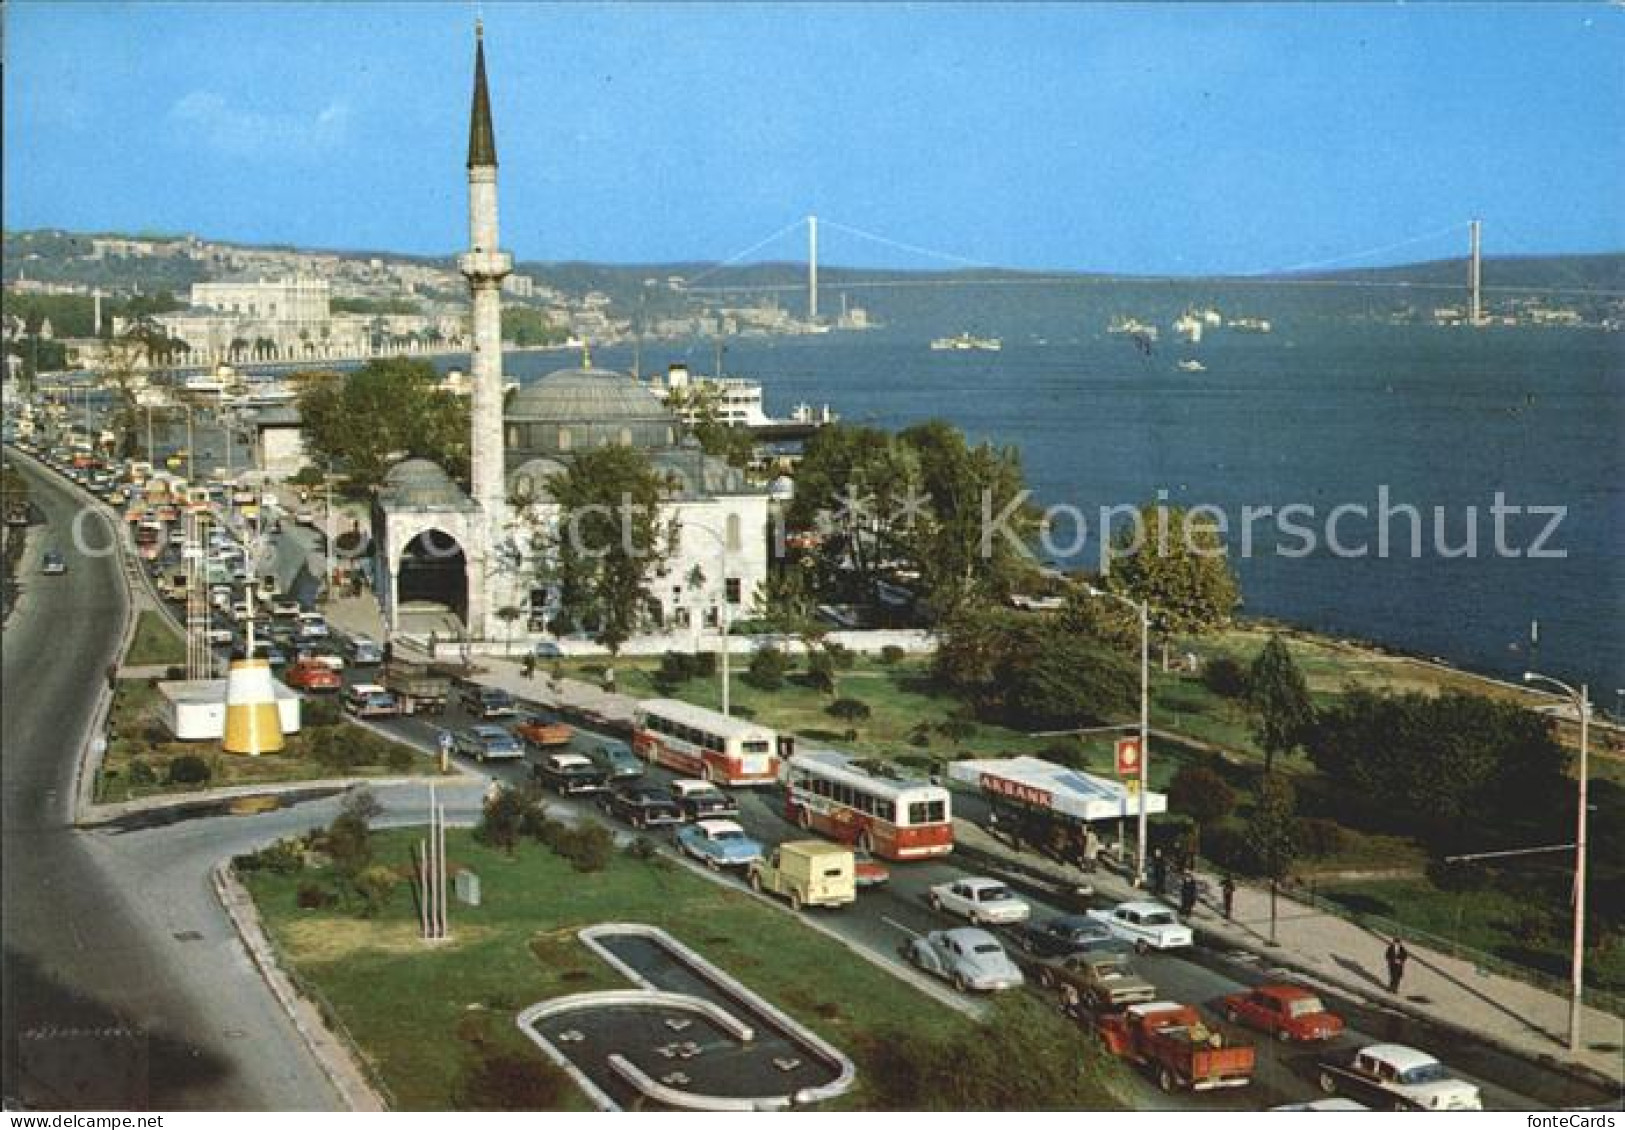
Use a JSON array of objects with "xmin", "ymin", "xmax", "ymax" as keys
[
  {"xmin": 1385, "ymin": 937, "xmax": 1410, "ymax": 995},
  {"xmin": 1151, "ymin": 848, "xmax": 1168, "ymax": 895},
  {"xmin": 1179, "ymin": 872, "xmax": 1199, "ymax": 917},
  {"xmin": 1221, "ymin": 875, "xmax": 1237, "ymax": 920}
]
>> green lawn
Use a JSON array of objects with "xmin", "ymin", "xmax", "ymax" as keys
[
  {"xmin": 96, "ymin": 679, "xmax": 440, "ymax": 803},
  {"xmin": 124, "ymin": 609, "xmax": 185, "ymax": 667},
  {"xmin": 1311, "ymin": 875, "xmax": 1625, "ymax": 1000},
  {"xmin": 241, "ymin": 827, "xmax": 980, "ymax": 1110}
]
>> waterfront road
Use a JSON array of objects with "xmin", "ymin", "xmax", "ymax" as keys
[{"xmin": 0, "ymin": 454, "xmax": 340, "ymax": 1110}]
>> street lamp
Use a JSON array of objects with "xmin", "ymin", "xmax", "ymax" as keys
[
  {"xmin": 684, "ymin": 521, "xmax": 733, "ymax": 717},
  {"xmin": 1523, "ymin": 670, "xmax": 1590, "ymax": 1055},
  {"xmin": 1086, "ymin": 584, "xmax": 1152, "ymax": 886}
]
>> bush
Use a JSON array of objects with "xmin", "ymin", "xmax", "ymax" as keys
[
  {"xmin": 745, "ymin": 646, "xmax": 789, "ymax": 691},
  {"xmin": 936, "ymin": 718, "xmax": 978, "ymax": 742},
  {"xmin": 551, "ymin": 822, "xmax": 613, "ymax": 873},
  {"xmin": 623, "ymin": 836, "xmax": 658, "ymax": 862},
  {"xmin": 127, "ymin": 758, "xmax": 158, "ymax": 786},
  {"xmin": 908, "ymin": 723, "xmax": 933, "ymax": 748},
  {"xmin": 689, "ymin": 650, "xmax": 718, "ymax": 678},
  {"xmin": 455, "ymin": 1051, "xmax": 571, "ymax": 1111},
  {"xmin": 303, "ymin": 696, "xmax": 342, "ymax": 728},
  {"xmin": 296, "ymin": 882, "xmax": 337, "ymax": 909},
  {"xmin": 827, "ymin": 697, "xmax": 872, "ymax": 722},
  {"xmin": 1202, "ymin": 820, "xmax": 1258, "ymax": 875},
  {"xmin": 238, "ymin": 836, "xmax": 306, "ymax": 875},
  {"xmin": 1294, "ymin": 817, "xmax": 1347, "ymax": 858},
  {"xmin": 880, "ymin": 645, "xmax": 906, "ymax": 665},
  {"xmin": 352, "ymin": 865, "xmax": 400, "ymax": 918},
  {"xmin": 655, "ymin": 650, "xmax": 695, "ymax": 688},
  {"xmin": 166, "ymin": 754, "xmax": 212, "ymax": 785},
  {"xmin": 826, "ymin": 641, "xmax": 856, "ymax": 669},
  {"xmin": 805, "ymin": 649, "xmax": 837, "ymax": 694},
  {"xmin": 1202, "ymin": 655, "xmax": 1251, "ymax": 699}
]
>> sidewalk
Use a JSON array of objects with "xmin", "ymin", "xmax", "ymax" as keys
[{"xmin": 954, "ymin": 820, "xmax": 1624, "ymax": 1088}]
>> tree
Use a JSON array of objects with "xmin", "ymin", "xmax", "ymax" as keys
[
  {"xmin": 1168, "ymin": 764, "xmax": 1236, "ymax": 860},
  {"xmin": 745, "ymin": 645, "xmax": 790, "ymax": 690},
  {"xmin": 1246, "ymin": 774, "xmax": 1298, "ymax": 943},
  {"xmin": 352, "ymin": 865, "xmax": 399, "ymax": 918},
  {"xmin": 495, "ymin": 605, "xmax": 523, "ymax": 655},
  {"xmin": 544, "ymin": 445, "xmax": 670, "ymax": 654},
  {"xmin": 1104, "ymin": 503, "xmax": 1241, "ymax": 668},
  {"xmin": 324, "ymin": 811, "xmax": 373, "ymax": 877},
  {"xmin": 297, "ymin": 357, "xmax": 469, "ymax": 491},
  {"xmin": 1307, "ymin": 689, "xmax": 1568, "ymax": 849},
  {"xmin": 1247, "ymin": 634, "xmax": 1315, "ymax": 774},
  {"xmin": 475, "ymin": 785, "xmax": 532, "ymax": 857}
]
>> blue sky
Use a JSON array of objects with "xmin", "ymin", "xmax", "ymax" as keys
[{"xmin": 5, "ymin": 2, "xmax": 1623, "ymax": 275}]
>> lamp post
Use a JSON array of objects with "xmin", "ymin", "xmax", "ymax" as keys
[
  {"xmin": 1087, "ymin": 584, "xmax": 1151, "ymax": 885},
  {"xmin": 1523, "ymin": 670, "xmax": 1590, "ymax": 1055},
  {"xmin": 685, "ymin": 522, "xmax": 732, "ymax": 717}
]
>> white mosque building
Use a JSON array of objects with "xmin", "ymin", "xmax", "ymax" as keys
[{"xmin": 370, "ymin": 26, "xmax": 771, "ymax": 644}]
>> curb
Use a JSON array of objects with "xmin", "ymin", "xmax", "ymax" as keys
[{"xmin": 211, "ymin": 862, "xmax": 387, "ymax": 1111}]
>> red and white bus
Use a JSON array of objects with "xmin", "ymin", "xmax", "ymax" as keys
[
  {"xmin": 782, "ymin": 749, "xmax": 954, "ymax": 861},
  {"xmin": 631, "ymin": 698, "xmax": 782, "ymax": 787}
]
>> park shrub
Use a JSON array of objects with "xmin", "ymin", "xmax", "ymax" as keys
[
  {"xmin": 826, "ymin": 641, "xmax": 856, "ymax": 669},
  {"xmin": 303, "ymin": 696, "xmax": 342, "ymax": 728},
  {"xmin": 880, "ymin": 644, "xmax": 906, "ymax": 665},
  {"xmin": 296, "ymin": 882, "xmax": 337, "ymax": 909},
  {"xmin": 936, "ymin": 717, "xmax": 978, "ymax": 742},
  {"xmin": 827, "ymin": 697, "xmax": 872, "ymax": 722},
  {"xmin": 454, "ymin": 1050, "xmax": 572, "ymax": 1111},
  {"xmin": 689, "ymin": 650, "xmax": 717, "ymax": 678},
  {"xmin": 238, "ymin": 836, "xmax": 306, "ymax": 875},
  {"xmin": 1202, "ymin": 655, "xmax": 1251, "ymax": 698},
  {"xmin": 655, "ymin": 650, "xmax": 694, "ymax": 688},
  {"xmin": 1294, "ymin": 816, "xmax": 1346, "ymax": 858},
  {"xmin": 908, "ymin": 722, "xmax": 933, "ymax": 748},
  {"xmin": 551, "ymin": 822, "xmax": 614, "ymax": 873},
  {"xmin": 1201, "ymin": 820, "xmax": 1258, "ymax": 876},
  {"xmin": 127, "ymin": 758, "xmax": 158, "ymax": 786},
  {"xmin": 623, "ymin": 836, "xmax": 658, "ymax": 862},
  {"xmin": 745, "ymin": 646, "xmax": 789, "ymax": 691},
  {"xmin": 352, "ymin": 865, "xmax": 400, "ymax": 918},
  {"xmin": 165, "ymin": 754, "xmax": 212, "ymax": 785},
  {"xmin": 805, "ymin": 649, "xmax": 837, "ymax": 694}
]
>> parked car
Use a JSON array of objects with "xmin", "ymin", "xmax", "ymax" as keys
[
  {"xmin": 342, "ymin": 683, "xmax": 400, "ymax": 718},
  {"xmin": 284, "ymin": 659, "xmax": 342, "ymax": 693},
  {"xmin": 928, "ymin": 877, "xmax": 1032, "ymax": 926},
  {"xmin": 583, "ymin": 738, "xmax": 644, "ymax": 781},
  {"xmin": 1016, "ymin": 914, "xmax": 1123, "ymax": 959},
  {"xmin": 668, "ymin": 778, "xmax": 739, "ymax": 821},
  {"xmin": 598, "ymin": 783, "xmax": 683, "ymax": 829},
  {"xmin": 1087, "ymin": 901, "xmax": 1194, "ymax": 952},
  {"xmin": 454, "ymin": 724, "xmax": 524, "ymax": 762},
  {"xmin": 40, "ymin": 550, "xmax": 66, "ymax": 575},
  {"xmin": 1220, "ymin": 983, "xmax": 1345, "ymax": 1043},
  {"xmin": 675, "ymin": 819, "xmax": 763, "ymax": 870},
  {"xmin": 514, "ymin": 711, "xmax": 573, "ymax": 750},
  {"xmin": 902, "ymin": 927, "xmax": 1024, "ymax": 993},
  {"xmin": 295, "ymin": 611, "xmax": 329, "ymax": 639},
  {"xmin": 460, "ymin": 684, "xmax": 517, "ymax": 718},
  {"xmin": 345, "ymin": 634, "xmax": 384, "ymax": 665},
  {"xmin": 1315, "ymin": 1044, "xmax": 1482, "ymax": 1111},
  {"xmin": 1037, "ymin": 951, "xmax": 1157, "ymax": 1011},
  {"xmin": 531, "ymin": 751, "xmax": 610, "ymax": 796},
  {"xmin": 748, "ymin": 841, "xmax": 857, "ymax": 910},
  {"xmin": 1096, "ymin": 1001, "xmax": 1255, "ymax": 1093}
]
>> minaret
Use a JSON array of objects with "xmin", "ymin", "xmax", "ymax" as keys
[{"xmin": 459, "ymin": 20, "xmax": 512, "ymax": 520}]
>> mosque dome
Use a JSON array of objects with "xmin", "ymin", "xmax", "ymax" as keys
[
  {"xmin": 379, "ymin": 457, "xmax": 470, "ymax": 509},
  {"xmin": 504, "ymin": 366, "xmax": 680, "ymax": 461}
]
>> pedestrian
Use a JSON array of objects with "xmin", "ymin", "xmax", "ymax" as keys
[
  {"xmin": 1385, "ymin": 936, "xmax": 1410, "ymax": 995},
  {"xmin": 1179, "ymin": 872, "xmax": 1198, "ymax": 917},
  {"xmin": 1151, "ymin": 848, "xmax": 1168, "ymax": 895},
  {"xmin": 522, "ymin": 653, "xmax": 536, "ymax": 679},
  {"xmin": 1221, "ymin": 875, "xmax": 1237, "ymax": 920}
]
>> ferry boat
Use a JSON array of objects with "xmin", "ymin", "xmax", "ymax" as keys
[
  {"xmin": 1173, "ymin": 313, "xmax": 1204, "ymax": 343},
  {"xmin": 930, "ymin": 332, "xmax": 1002, "ymax": 352},
  {"xmin": 649, "ymin": 364, "xmax": 836, "ymax": 430},
  {"xmin": 1176, "ymin": 359, "xmax": 1207, "ymax": 373},
  {"xmin": 1107, "ymin": 316, "xmax": 1159, "ymax": 341},
  {"xmin": 1228, "ymin": 316, "xmax": 1273, "ymax": 333}
]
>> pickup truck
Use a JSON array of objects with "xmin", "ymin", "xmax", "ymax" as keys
[
  {"xmin": 514, "ymin": 711, "xmax": 573, "ymax": 750},
  {"xmin": 1095, "ymin": 1002, "xmax": 1255, "ymax": 1093},
  {"xmin": 382, "ymin": 659, "xmax": 451, "ymax": 715}
]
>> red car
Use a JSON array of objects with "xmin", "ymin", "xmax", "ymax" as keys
[
  {"xmin": 284, "ymin": 659, "xmax": 342, "ymax": 693},
  {"xmin": 1219, "ymin": 983, "xmax": 1345, "ymax": 1043}
]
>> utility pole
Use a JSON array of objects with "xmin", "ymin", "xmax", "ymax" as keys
[
  {"xmin": 1469, "ymin": 219, "xmax": 1484, "ymax": 327},
  {"xmin": 807, "ymin": 214, "xmax": 819, "ymax": 323}
]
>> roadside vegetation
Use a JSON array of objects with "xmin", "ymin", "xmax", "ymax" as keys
[
  {"xmin": 123, "ymin": 609, "xmax": 186, "ymax": 666},
  {"xmin": 237, "ymin": 802, "xmax": 1123, "ymax": 1111},
  {"xmin": 96, "ymin": 682, "xmax": 437, "ymax": 803}
]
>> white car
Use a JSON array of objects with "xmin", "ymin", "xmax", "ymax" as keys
[
  {"xmin": 1317, "ymin": 1044, "xmax": 1483, "ymax": 1111},
  {"xmin": 1086, "ymin": 900, "xmax": 1194, "ymax": 952},
  {"xmin": 928, "ymin": 877, "xmax": 1032, "ymax": 926}
]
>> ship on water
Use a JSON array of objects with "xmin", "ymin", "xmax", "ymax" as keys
[
  {"xmin": 930, "ymin": 331, "xmax": 1002, "ymax": 352},
  {"xmin": 649, "ymin": 363, "xmax": 837, "ymax": 434},
  {"xmin": 1107, "ymin": 315, "xmax": 1159, "ymax": 341}
]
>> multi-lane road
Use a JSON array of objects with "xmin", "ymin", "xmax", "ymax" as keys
[{"xmin": 3, "ymin": 447, "xmax": 1616, "ymax": 1111}]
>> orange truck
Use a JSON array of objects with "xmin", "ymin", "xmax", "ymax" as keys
[{"xmin": 1095, "ymin": 1002, "xmax": 1255, "ymax": 1093}]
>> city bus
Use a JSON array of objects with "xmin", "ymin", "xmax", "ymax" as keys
[
  {"xmin": 781, "ymin": 748, "xmax": 954, "ymax": 861},
  {"xmin": 631, "ymin": 698, "xmax": 783, "ymax": 787}
]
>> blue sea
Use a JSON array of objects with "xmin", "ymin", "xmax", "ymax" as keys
[{"xmin": 498, "ymin": 313, "xmax": 1623, "ymax": 700}]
